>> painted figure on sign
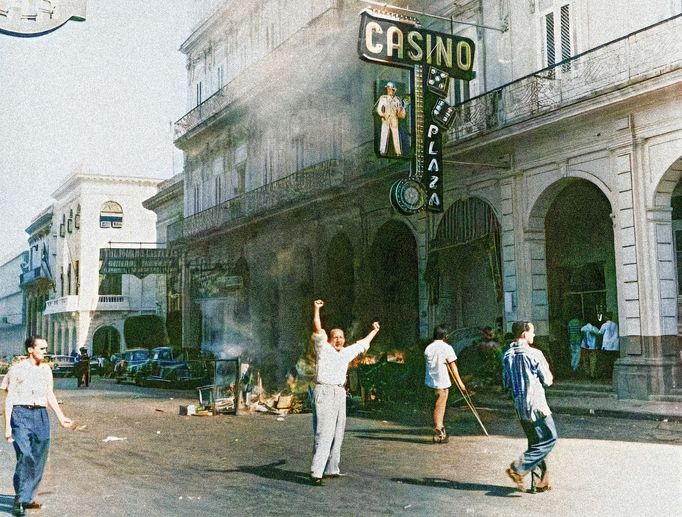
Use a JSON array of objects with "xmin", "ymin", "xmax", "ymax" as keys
[{"xmin": 375, "ymin": 82, "xmax": 406, "ymax": 156}]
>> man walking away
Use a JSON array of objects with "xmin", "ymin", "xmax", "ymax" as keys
[
  {"xmin": 502, "ymin": 321, "xmax": 557, "ymax": 494},
  {"xmin": 424, "ymin": 325, "xmax": 468, "ymax": 443},
  {"xmin": 2, "ymin": 336, "xmax": 73, "ymax": 516},
  {"xmin": 309, "ymin": 299, "xmax": 379, "ymax": 486}
]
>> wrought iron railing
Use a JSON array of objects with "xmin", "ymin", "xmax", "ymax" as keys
[
  {"xmin": 448, "ymin": 14, "xmax": 682, "ymax": 142},
  {"xmin": 174, "ymin": 85, "xmax": 238, "ymax": 141},
  {"xmin": 169, "ymin": 158, "xmax": 348, "ymax": 241}
]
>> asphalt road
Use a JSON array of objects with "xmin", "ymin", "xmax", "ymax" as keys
[{"xmin": 0, "ymin": 378, "xmax": 679, "ymax": 517}]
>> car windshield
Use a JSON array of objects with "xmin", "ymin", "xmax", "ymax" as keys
[{"xmin": 130, "ymin": 351, "xmax": 148, "ymax": 361}]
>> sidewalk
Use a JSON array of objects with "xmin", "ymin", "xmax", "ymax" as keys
[{"xmin": 472, "ymin": 381, "xmax": 682, "ymax": 422}]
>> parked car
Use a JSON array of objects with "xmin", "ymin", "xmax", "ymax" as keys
[
  {"xmin": 46, "ymin": 354, "xmax": 76, "ymax": 377},
  {"xmin": 136, "ymin": 347, "xmax": 209, "ymax": 388},
  {"xmin": 115, "ymin": 348, "xmax": 150, "ymax": 384}
]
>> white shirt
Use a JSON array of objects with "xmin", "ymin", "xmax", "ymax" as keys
[
  {"xmin": 599, "ymin": 320, "xmax": 619, "ymax": 351},
  {"xmin": 314, "ymin": 329, "xmax": 369, "ymax": 386},
  {"xmin": 1, "ymin": 359, "xmax": 53, "ymax": 407},
  {"xmin": 424, "ymin": 340, "xmax": 457, "ymax": 389}
]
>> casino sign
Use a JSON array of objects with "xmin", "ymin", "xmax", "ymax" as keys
[
  {"xmin": 0, "ymin": 0, "xmax": 86, "ymax": 37},
  {"xmin": 358, "ymin": 8, "xmax": 476, "ymax": 215}
]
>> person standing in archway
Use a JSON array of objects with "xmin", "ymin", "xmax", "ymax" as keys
[{"xmin": 309, "ymin": 299, "xmax": 380, "ymax": 486}]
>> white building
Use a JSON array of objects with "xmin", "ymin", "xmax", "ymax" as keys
[
  {"xmin": 40, "ymin": 170, "xmax": 164, "ymax": 356},
  {"xmin": 0, "ymin": 249, "xmax": 28, "ymax": 356},
  {"xmin": 157, "ymin": 0, "xmax": 682, "ymax": 397}
]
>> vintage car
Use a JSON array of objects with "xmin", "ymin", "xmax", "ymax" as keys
[
  {"xmin": 137, "ymin": 347, "xmax": 211, "ymax": 388},
  {"xmin": 46, "ymin": 354, "xmax": 76, "ymax": 377},
  {"xmin": 114, "ymin": 348, "xmax": 151, "ymax": 384}
]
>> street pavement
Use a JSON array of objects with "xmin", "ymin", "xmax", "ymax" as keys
[{"xmin": 0, "ymin": 378, "xmax": 680, "ymax": 517}]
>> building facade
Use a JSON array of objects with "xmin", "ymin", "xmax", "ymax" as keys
[
  {"xmin": 0, "ymin": 249, "xmax": 28, "ymax": 356},
  {"xmin": 38, "ymin": 170, "xmax": 164, "ymax": 356},
  {"xmin": 160, "ymin": 0, "xmax": 682, "ymax": 398}
]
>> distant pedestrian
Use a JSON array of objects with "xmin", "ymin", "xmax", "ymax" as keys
[
  {"xmin": 75, "ymin": 347, "xmax": 90, "ymax": 387},
  {"xmin": 309, "ymin": 299, "xmax": 380, "ymax": 486},
  {"xmin": 424, "ymin": 325, "xmax": 468, "ymax": 443},
  {"xmin": 503, "ymin": 321, "xmax": 556, "ymax": 493},
  {"xmin": 566, "ymin": 316, "xmax": 582, "ymax": 373},
  {"xmin": 2, "ymin": 336, "xmax": 73, "ymax": 516},
  {"xmin": 598, "ymin": 313, "xmax": 619, "ymax": 378},
  {"xmin": 580, "ymin": 322, "xmax": 600, "ymax": 378}
]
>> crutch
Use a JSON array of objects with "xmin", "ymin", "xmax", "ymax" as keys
[{"xmin": 445, "ymin": 361, "xmax": 489, "ymax": 436}]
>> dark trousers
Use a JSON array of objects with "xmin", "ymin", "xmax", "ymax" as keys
[
  {"xmin": 11, "ymin": 406, "xmax": 51, "ymax": 504},
  {"xmin": 515, "ymin": 414, "xmax": 557, "ymax": 475}
]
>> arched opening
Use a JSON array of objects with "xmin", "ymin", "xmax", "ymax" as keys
[
  {"xmin": 545, "ymin": 179, "xmax": 617, "ymax": 380},
  {"xmin": 369, "ymin": 220, "xmax": 419, "ymax": 350},
  {"xmin": 92, "ymin": 325, "xmax": 121, "ymax": 358},
  {"xmin": 323, "ymin": 232, "xmax": 355, "ymax": 333},
  {"xmin": 427, "ymin": 197, "xmax": 503, "ymax": 351},
  {"xmin": 273, "ymin": 247, "xmax": 314, "ymax": 381}
]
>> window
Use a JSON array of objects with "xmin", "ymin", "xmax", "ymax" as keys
[
  {"xmin": 214, "ymin": 175, "xmax": 222, "ymax": 206},
  {"xmin": 542, "ymin": 2, "xmax": 573, "ymax": 72},
  {"xmin": 75, "ymin": 260, "xmax": 80, "ymax": 295},
  {"xmin": 100, "ymin": 201, "xmax": 123, "ymax": 229},
  {"xmin": 234, "ymin": 164, "xmax": 246, "ymax": 196},
  {"xmin": 67, "ymin": 264, "xmax": 72, "ymax": 295},
  {"xmin": 264, "ymin": 147, "xmax": 274, "ymax": 185},
  {"xmin": 216, "ymin": 66, "xmax": 224, "ymax": 90},
  {"xmin": 196, "ymin": 81, "xmax": 203, "ymax": 107},
  {"xmin": 294, "ymin": 136, "xmax": 305, "ymax": 172},
  {"xmin": 193, "ymin": 184, "xmax": 201, "ymax": 213}
]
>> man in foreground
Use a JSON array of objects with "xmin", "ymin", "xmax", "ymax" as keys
[
  {"xmin": 502, "ymin": 321, "xmax": 557, "ymax": 493},
  {"xmin": 310, "ymin": 299, "xmax": 379, "ymax": 486},
  {"xmin": 2, "ymin": 336, "xmax": 74, "ymax": 516}
]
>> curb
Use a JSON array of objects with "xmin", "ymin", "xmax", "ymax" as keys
[{"xmin": 474, "ymin": 398, "xmax": 682, "ymax": 423}]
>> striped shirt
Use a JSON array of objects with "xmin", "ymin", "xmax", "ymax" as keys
[{"xmin": 502, "ymin": 339, "xmax": 553, "ymax": 421}]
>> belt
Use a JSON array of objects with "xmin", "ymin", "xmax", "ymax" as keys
[
  {"xmin": 15, "ymin": 405, "xmax": 46, "ymax": 409},
  {"xmin": 315, "ymin": 382, "xmax": 345, "ymax": 387}
]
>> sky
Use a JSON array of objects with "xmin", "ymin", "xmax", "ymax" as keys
[{"xmin": 0, "ymin": 0, "xmax": 191, "ymax": 257}]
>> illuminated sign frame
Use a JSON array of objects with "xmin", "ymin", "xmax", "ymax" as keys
[
  {"xmin": 0, "ymin": 1, "xmax": 86, "ymax": 37},
  {"xmin": 358, "ymin": 10, "xmax": 475, "ymax": 81}
]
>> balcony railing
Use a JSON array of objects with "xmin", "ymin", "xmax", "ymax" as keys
[
  {"xmin": 94, "ymin": 295, "xmax": 158, "ymax": 314},
  {"xmin": 448, "ymin": 14, "xmax": 682, "ymax": 143},
  {"xmin": 94, "ymin": 295, "xmax": 130, "ymax": 311},
  {"xmin": 44, "ymin": 295, "xmax": 79, "ymax": 315},
  {"xmin": 19, "ymin": 267, "xmax": 50, "ymax": 286},
  {"xmin": 170, "ymin": 158, "xmax": 350, "ymax": 241}
]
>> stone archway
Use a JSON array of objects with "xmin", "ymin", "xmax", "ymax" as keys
[
  {"xmin": 427, "ymin": 197, "xmax": 503, "ymax": 350},
  {"xmin": 368, "ymin": 220, "xmax": 419, "ymax": 350},
  {"xmin": 538, "ymin": 178, "xmax": 617, "ymax": 379},
  {"xmin": 92, "ymin": 325, "xmax": 121, "ymax": 358}
]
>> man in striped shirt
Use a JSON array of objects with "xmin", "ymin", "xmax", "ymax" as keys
[{"xmin": 502, "ymin": 321, "xmax": 557, "ymax": 493}]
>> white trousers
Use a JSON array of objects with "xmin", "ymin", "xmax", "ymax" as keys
[{"xmin": 310, "ymin": 384, "xmax": 346, "ymax": 478}]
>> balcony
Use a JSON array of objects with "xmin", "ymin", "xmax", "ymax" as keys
[
  {"xmin": 448, "ymin": 14, "xmax": 682, "ymax": 144},
  {"xmin": 94, "ymin": 295, "xmax": 158, "ymax": 314},
  {"xmin": 44, "ymin": 295, "xmax": 79, "ymax": 315},
  {"xmin": 169, "ymin": 158, "xmax": 352, "ymax": 241},
  {"xmin": 19, "ymin": 267, "xmax": 51, "ymax": 287}
]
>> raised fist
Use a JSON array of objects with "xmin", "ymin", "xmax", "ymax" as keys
[
  {"xmin": 372, "ymin": 321, "xmax": 380, "ymax": 332},
  {"xmin": 314, "ymin": 299, "xmax": 325, "ymax": 308}
]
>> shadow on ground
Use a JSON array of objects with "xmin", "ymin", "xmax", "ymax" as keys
[
  {"xmin": 194, "ymin": 459, "xmax": 311, "ymax": 486},
  {"xmin": 391, "ymin": 477, "xmax": 521, "ymax": 498}
]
